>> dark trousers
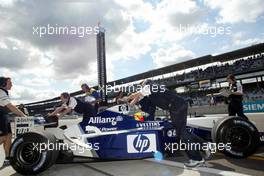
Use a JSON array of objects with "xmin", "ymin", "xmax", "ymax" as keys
[
  {"xmin": 144, "ymin": 106, "xmax": 156, "ymax": 121},
  {"xmin": 82, "ymin": 103, "xmax": 96, "ymax": 121},
  {"xmin": 0, "ymin": 114, "xmax": 12, "ymax": 136},
  {"xmin": 94, "ymin": 103, "xmax": 99, "ymax": 114},
  {"xmin": 169, "ymin": 95, "xmax": 204, "ymax": 161},
  {"xmin": 228, "ymin": 99, "xmax": 248, "ymax": 120}
]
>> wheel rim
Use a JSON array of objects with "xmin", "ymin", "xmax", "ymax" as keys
[
  {"xmin": 18, "ymin": 142, "xmax": 41, "ymax": 166},
  {"xmin": 223, "ymin": 126, "xmax": 251, "ymax": 151}
]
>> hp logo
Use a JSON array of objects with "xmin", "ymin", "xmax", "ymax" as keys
[
  {"xmin": 133, "ymin": 135, "xmax": 150, "ymax": 152},
  {"xmin": 127, "ymin": 134, "xmax": 157, "ymax": 153}
]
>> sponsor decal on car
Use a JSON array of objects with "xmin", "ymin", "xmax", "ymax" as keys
[
  {"xmin": 118, "ymin": 105, "xmax": 129, "ymax": 114},
  {"xmin": 234, "ymin": 120, "xmax": 255, "ymax": 131},
  {"xmin": 136, "ymin": 121, "xmax": 161, "ymax": 128},
  {"xmin": 15, "ymin": 117, "xmax": 34, "ymax": 138},
  {"xmin": 134, "ymin": 112, "xmax": 144, "ymax": 122},
  {"xmin": 127, "ymin": 134, "xmax": 157, "ymax": 153},
  {"xmin": 88, "ymin": 116, "xmax": 123, "ymax": 125},
  {"xmin": 167, "ymin": 129, "xmax": 177, "ymax": 137},
  {"xmin": 100, "ymin": 127, "xmax": 118, "ymax": 132}
]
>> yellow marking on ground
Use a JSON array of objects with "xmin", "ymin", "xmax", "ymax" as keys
[{"xmin": 247, "ymin": 156, "xmax": 264, "ymax": 161}]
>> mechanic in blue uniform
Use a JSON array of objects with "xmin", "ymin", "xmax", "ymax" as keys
[
  {"xmin": 226, "ymin": 74, "xmax": 248, "ymax": 120},
  {"xmin": 81, "ymin": 83, "xmax": 101, "ymax": 114},
  {"xmin": 48, "ymin": 92, "xmax": 95, "ymax": 121},
  {"xmin": 0, "ymin": 77, "xmax": 27, "ymax": 169},
  {"xmin": 120, "ymin": 80, "xmax": 212, "ymax": 167}
]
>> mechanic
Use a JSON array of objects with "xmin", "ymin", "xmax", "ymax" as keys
[
  {"xmin": 119, "ymin": 80, "xmax": 212, "ymax": 167},
  {"xmin": 226, "ymin": 74, "xmax": 248, "ymax": 120},
  {"xmin": 48, "ymin": 92, "xmax": 95, "ymax": 121},
  {"xmin": 81, "ymin": 83, "xmax": 101, "ymax": 114},
  {"xmin": 0, "ymin": 77, "xmax": 27, "ymax": 169}
]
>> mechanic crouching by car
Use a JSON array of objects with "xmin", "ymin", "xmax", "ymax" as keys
[
  {"xmin": 48, "ymin": 92, "xmax": 95, "ymax": 121},
  {"xmin": 226, "ymin": 74, "xmax": 248, "ymax": 120},
  {"xmin": 0, "ymin": 77, "xmax": 27, "ymax": 169},
  {"xmin": 119, "ymin": 80, "xmax": 212, "ymax": 167}
]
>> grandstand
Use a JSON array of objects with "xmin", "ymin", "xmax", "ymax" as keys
[{"xmin": 24, "ymin": 43, "xmax": 264, "ymax": 115}]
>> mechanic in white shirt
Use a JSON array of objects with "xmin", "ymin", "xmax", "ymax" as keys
[
  {"xmin": 48, "ymin": 92, "xmax": 95, "ymax": 121},
  {"xmin": 0, "ymin": 77, "xmax": 27, "ymax": 168},
  {"xmin": 226, "ymin": 74, "xmax": 248, "ymax": 120}
]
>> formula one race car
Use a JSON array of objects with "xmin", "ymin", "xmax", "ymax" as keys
[{"xmin": 9, "ymin": 104, "xmax": 263, "ymax": 175}]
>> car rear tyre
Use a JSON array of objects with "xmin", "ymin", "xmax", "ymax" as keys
[{"xmin": 212, "ymin": 116, "xmax": 260, "ymax": 158}]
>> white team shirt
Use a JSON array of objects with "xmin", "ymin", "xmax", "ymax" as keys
[
  {"xmin": 236, "ymin": 82, "xmax": 243, "ymax": 94},
  {"xmin": 230, "ymin": 82, "xmax": 243, "ymax": 94},
  {"xmin": 0, "ymin": 89, "xmax": 11, "ymax": 107},
  {"xmin": 62, "ymin": 97, "xmax": 77, "ymax": 109}
]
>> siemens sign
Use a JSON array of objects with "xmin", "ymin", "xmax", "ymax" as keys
[{"xmin": 243, "ymin": 101, "xmax": 264, "ymax": 113}]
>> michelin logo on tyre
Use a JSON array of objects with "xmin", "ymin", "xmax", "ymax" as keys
[{"xmin": 127, "ymin": 134, "xmax": 157, "ymax": 153}]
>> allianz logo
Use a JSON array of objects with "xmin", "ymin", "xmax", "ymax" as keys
[{"xmin": 88, "ymin": 116, "xmax": 123, "ymax": 125}]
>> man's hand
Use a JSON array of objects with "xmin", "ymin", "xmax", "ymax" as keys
[
  {"xmin": 6, "ymin": 103, "xmax": 27, "ymax": 117},
  {"xmin": 117, "ymin": 97, "xmax": 128, "ymax": 104},
  {"xmin": 57, "ymin": 107, "xmax": 73, "ymax": 118}
]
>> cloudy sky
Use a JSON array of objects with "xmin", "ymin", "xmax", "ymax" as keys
[{"xmin": 0, "ymin": 0, "xmax": 263, "ymax": 104}]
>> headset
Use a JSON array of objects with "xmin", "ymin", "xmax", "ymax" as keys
[{"xmin": 0, "ymin": 77, "xmax": 8, "ymax": 87}]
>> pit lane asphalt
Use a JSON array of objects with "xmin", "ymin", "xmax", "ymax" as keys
[
  {"xmin": 1, "ymin": 146, "xmax": 263, "ymax": 176},
  {"xmin": 0, "ymin": 116, "xmax": 263, "ymax": 176}
]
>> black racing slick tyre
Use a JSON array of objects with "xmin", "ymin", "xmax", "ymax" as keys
[
  {"xmin": 10, "ymin": 132, "xmax": 59, "ymax": 175},
  {"xmin": 212, "ymin": 116, "xmax": 260, "ymax": 158}
]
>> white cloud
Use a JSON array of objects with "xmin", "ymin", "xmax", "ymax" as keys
[
  {"xmin": 9, "ymin": 84, "xmax": 59, "ymax": 104},
  {"xmin": 158, "ymin": 0, "xmax": 204, "ymax": 26},
  {"xmin": 22, "ymin": 78, "xmax": 51, "ymax": 87},
  {"xmin": 204, "ymin": 0, "xmax": 264, "ymax": 23},
  {"xmin": 232, "ymin": 32, "xmax": 264, "ymax": 46},
  {"xmin": 0, "ymin": 0, "xmax": 14, "ymax": 7},
  {"xmin": 152, "ymin": 44, "xmax": 195, "ymax": 68},
  {"xmin": 1, "ymin": 0, "xmax": 262, "ymax": 104}
]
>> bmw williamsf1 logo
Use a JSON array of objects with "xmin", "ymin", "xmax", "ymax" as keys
[{"xmin": 118, "ymin": 105, "xmax": 129, "ymax": 112}]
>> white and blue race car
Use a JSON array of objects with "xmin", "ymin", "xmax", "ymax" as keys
[{"xmin": 9, "ymin": 104, "xmax": 263, "ymax": 175}]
